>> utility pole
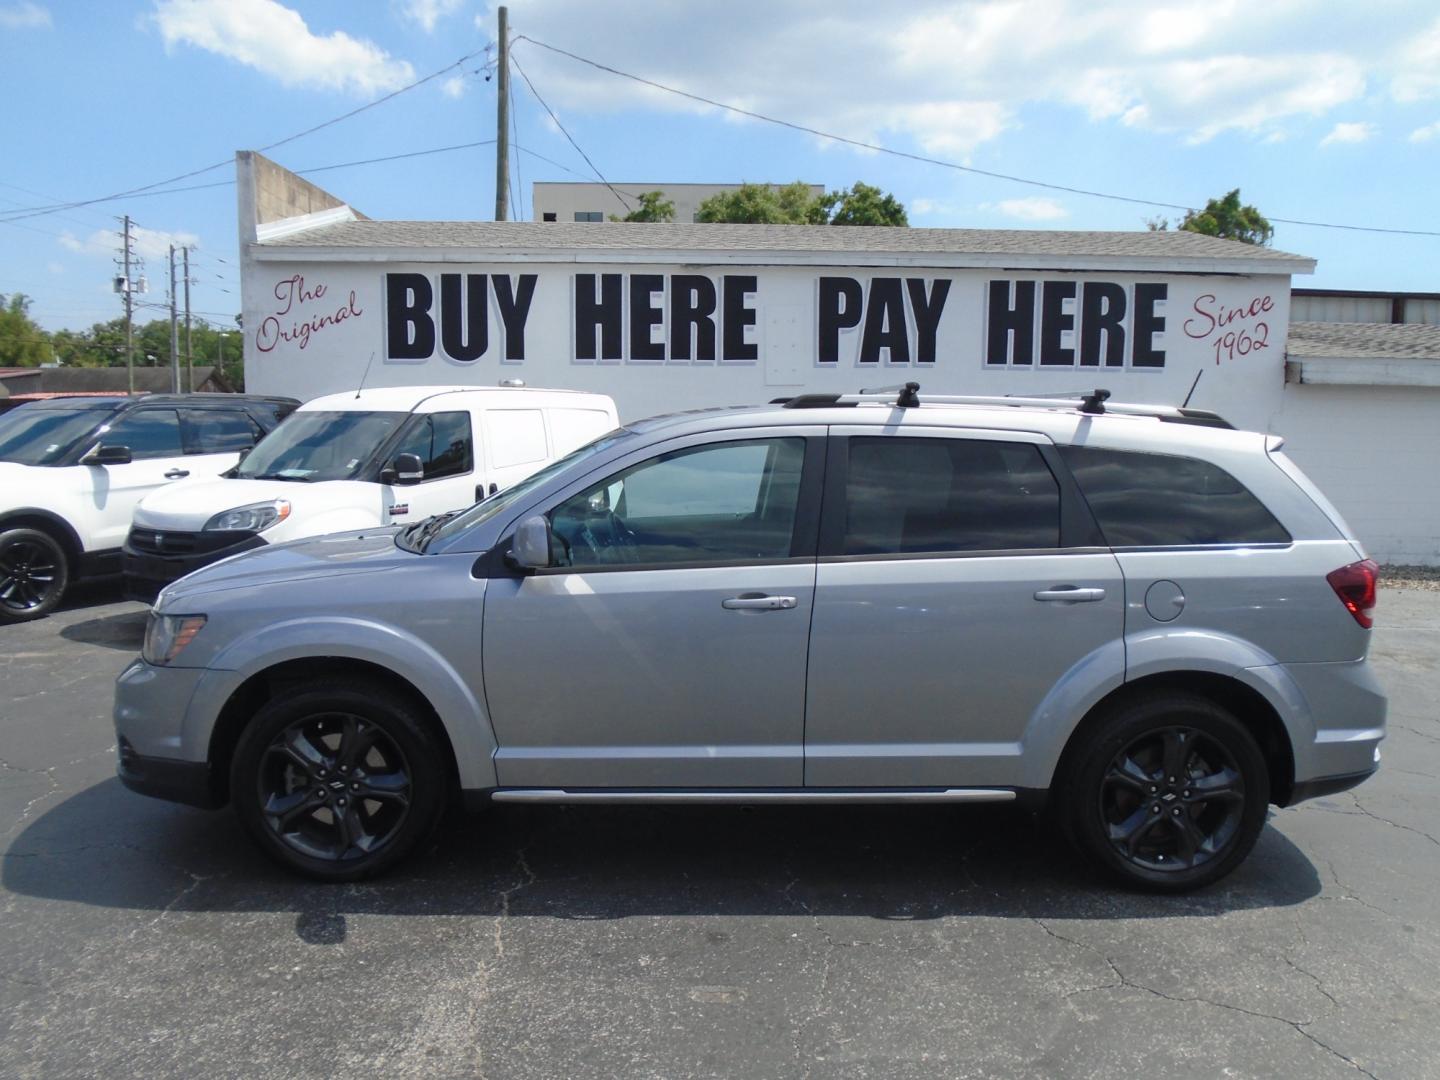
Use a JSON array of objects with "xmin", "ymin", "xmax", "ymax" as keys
[
  {"xmin": 121, "ymin": 216, "xmax": 135, "ymax": 395},
  {"xmin": 182, "ymin": 246, "xmax": 193, "ymax": 393},
  {"xmin": 494, "ymin": 5, "xmax": 510, "ymax": 222},
  {"xmin": 168, "ymin": 245, "xmax": 179, "ymax": 394}
]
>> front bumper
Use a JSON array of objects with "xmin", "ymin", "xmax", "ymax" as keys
[
  {"xmin": 122, "ymin": 527, "xmax": 265, "ymax": 601},
  {"xmin": 117, "ymin": 738, "xmax": 220, "ymax": 809}
]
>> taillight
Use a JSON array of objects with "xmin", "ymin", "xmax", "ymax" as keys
[{"xmin": 1327, "ymin": 559, "xmax": 1378, "ymax": 629}]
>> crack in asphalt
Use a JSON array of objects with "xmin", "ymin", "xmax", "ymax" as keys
[
  {"xmin": 1345, "ymin": 791, "xmax": 1440, "ymax": 850},
  {"xmin": 1037, "ymin": 918, "xmax": 1379, "ymax": 1079},
  {"xmin": 491, "ymin": 846, "xmax": 536, "ymax": 961}
]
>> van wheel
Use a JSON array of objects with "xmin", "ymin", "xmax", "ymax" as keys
[
  {"xmin": 230, "ymin": 681, "xmax": 449, "ymax": 882},
  {"xmin": 1059, "ymin": 694, "xmax": 1269, "ymax": 892},
  {"xmin": 0, "ymin": 528, "xmax": 69, "ymax": 624}
]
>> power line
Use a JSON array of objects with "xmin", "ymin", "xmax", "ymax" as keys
[
  {"xmin": 512, "ymin": 34, "xmax": 1440, "ymax": 239},
  {"xmin": 0, "ymin": 45, "xmax": 495, "ymax": 224},
  {"xmin": 510, "ymin": 51, "xmax": 632, "ymax": 212}
]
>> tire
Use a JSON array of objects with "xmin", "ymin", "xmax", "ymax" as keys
[
  {"xmin": 1058, "ymin": 693, "xmax": 1270, "ymax": 893},
  {"xmin": 0, "ymin": 527, "xmax": 70, "ymax": 624},
  {"xmin": 230, "ymin": 680, "xmax": 450, "ymax": 882}
]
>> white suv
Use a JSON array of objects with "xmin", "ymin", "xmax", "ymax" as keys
[
  {"xmin": 122, "ymin": 384, "xmax": 617, "ymax": 599},
  {"xmin": 0, "ymin": 393, "xmax": 296, "ymax": 622}
]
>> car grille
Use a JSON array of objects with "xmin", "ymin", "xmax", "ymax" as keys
[{"xmin": 126, "ymin": 528, "xmax": 255, "ymax": 556}]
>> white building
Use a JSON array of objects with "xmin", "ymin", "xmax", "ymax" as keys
[
  {"xmin": 531, "ymin": 182, "xmax": 824, "ymax": 223},
  {"xmin": 236, "ymin": 152, "xmax": 1440, "ymax": 564}
]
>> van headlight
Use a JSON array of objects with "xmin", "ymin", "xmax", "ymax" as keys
[
  {"xmin": 143, "ymin": 614, "xmax": 207, "ymax": 665},
  {"xmin": 204, "ymin": 499, "xmax": 290, "ymax": 533}
]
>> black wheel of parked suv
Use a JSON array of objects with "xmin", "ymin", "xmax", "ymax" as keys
[
  {"xmin": 230, "ymin": 680, "xmax": 449, "ymax": 882},
  {"xmin": 1059, "ymin": 694, "xmax": 1270, "ymax": 892},
  {"xmin": 0, "ymin": 527, "xmax": 69, "ymax": 624}
]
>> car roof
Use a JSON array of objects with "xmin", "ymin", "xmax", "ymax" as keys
[{"xmin": 300, "ymin": 385, "xmax": 611, "ymax": 413}]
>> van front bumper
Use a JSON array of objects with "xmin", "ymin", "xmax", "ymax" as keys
[{"xmin": 121, "ymin": 527, "xmax": 265, "ymax": 601}]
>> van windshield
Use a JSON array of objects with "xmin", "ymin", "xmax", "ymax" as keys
[
  {"xmin": 236, "ymin": 410, "xmax": 407, "ymax": 483},
  {"xmin": 0, "ymin": 408, "xmax": 109, "ymax": 466}
]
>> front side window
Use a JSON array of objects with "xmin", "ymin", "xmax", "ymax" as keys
[
  {"xmin": 842, "ymin": 437, "xmax": 1060, "ymax": 555},
  {"xmin": 235, "ymin": 410, "xmax": 407, "ymax": 483},
  {"xmin": 391, "ymin": 411, "xmax": 473, "ymax": 481},
  {"xmin": 1059, "ymin": 445, "xmax": 1290, "ymax": 547},
  {"xmin": 547, "ymin": 438, "xmax": 806, "ymax": 569},
  {"xmin": 99, "ymin": 409, "xmax": 184, "ymax": 460}
]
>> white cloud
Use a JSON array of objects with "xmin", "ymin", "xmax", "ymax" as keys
[
  {"xmin": 984, "ymin": 197, "xmax": 1069, "ymax": 221},
  {"xmin": 59, "ymin": 226, "xmax": 200, "ymax": 261},
  {"xmin": 154, "ymin": 0, "xmax": 415, "ymax": 96},
  {"xmin": 1392, "ymin": 16, "xmax": 1440, "ymax": 102},
  {"xmin": 1410, "ymin": 120, "xmax": 1440, "ymax": 143},
  {"xmin": 0, "ymin": 2, "xmax": 50, "ymax": 29},
  {"xmin": 403, "ymin": 0, "xmax": 465, "ymax": 32},
  {"xmin": 441, "ymin": 74, "xmax": 467, "ymax": 99},
  {"xmin": 1319, "ymin": 120, "xmax": 1375, "ymax": 146}
]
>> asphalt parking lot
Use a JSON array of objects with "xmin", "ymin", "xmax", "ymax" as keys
[{"xmin": 1, "ymin": 585, "xmax": 1437, "ymax": 1079}]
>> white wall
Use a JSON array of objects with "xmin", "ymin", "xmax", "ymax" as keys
[{"xmin": 1270, "ymin": 384, "xmax": 1440, "ymax": 565}]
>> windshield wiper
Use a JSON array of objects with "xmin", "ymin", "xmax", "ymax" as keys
[
  {"xmin": 244, "ymin": 472, "xmax": 313, "ymax": 482},
  {"xmin": 414, "ymin": 509, "xmax": 462, "ymax": 552}
]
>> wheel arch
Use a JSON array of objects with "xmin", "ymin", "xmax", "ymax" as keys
[
  {"xmin": 0, "ymin": 509, "xmax": 83, "ymax": 568},
  {"xmin": 1048, "ymin": 670, "xmax": 1296, "ymax": 807}
]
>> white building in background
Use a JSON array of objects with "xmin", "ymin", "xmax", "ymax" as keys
[
  {"xmin": 235, "ymin": 151, "xmax": 1440, "ymax": 565},
  {"xmin": 530, "ymin": 182, "xmax": 824, "ymax": 223}
]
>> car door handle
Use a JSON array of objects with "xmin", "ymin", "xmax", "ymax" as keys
[
  {"xmin": 1034, "ymin": 586, "xmax": 1106, "ymax": 603},
  {"xmin": 721, "ymin": 594, "xmax": 798, "ymax": 611},
  {"xmin": 164, "ymin": 469, "xmax": 190, "ymax": 479}
]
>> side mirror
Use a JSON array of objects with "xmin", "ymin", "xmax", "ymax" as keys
[
  {"xmin": 82, "ymin": 444, "xmax": 132, "ymax": 466},
  {"xmin": 389, "ymin": 452, "xmax": 424, "ymax": 486},
  {"xmin": 508, "ymin": 515, "xmax": 553, "ymax": 570}
]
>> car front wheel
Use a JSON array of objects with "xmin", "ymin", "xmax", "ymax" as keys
[
  {"xmin": 1060, "ymin": 693, "xmax": 1270, "ymax": 892},
  {"xmin": 230, "ymin": 680, "xmax": 449, "ymax": 881},
  {"xmin": 0, "ymin": 527, "xmax": 69, "ymax": 624}
]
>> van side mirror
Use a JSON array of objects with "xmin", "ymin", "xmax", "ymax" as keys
[
  {"xmin": 82, "ymin": 444, "xmax": 132, "ymax": 466},
  {"xmin": 508, "ymin": 515, "xmax": 553, "ymax": 570},
  {"xmin": 387, "ymin": 452, "xmax": 424, "ymax": 486}
]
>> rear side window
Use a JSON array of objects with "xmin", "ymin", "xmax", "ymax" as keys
[
  {"xmin": 487, "ymin": 409, "xmax": 548, "ymax": 469},
  {"xmin": 842, "ymin": 437, "xmax": 1060, "ymax": 555},
  {"xmin": 1059, "ymin": 446, "xmax": 1290, "ymax": 547},
  {"xmin": 393, "ymin": 411, "xmax": 474, "ymax": 481},
  {"xmin": 182, "ymin": 409, "xmax": 261, "ymax": 454},
  {"xmin": 99, "ymin": 408, "xmax": 183, "ymax": 460}
]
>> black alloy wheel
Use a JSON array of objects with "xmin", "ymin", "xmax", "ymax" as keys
[
  {"xmin": 0, "ymin": 528, "xmax": 69, "ymax": 623},
  {"xmin": 1062, "ymin": 693, "xmax": 1269, "ymax": 892},
  {"xmin": 231, "ymin": 681, "xmax": 448, "ymax": 881}
]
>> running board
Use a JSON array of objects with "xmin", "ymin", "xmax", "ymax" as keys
[{"xmin": 489, "ymin": 788, "xmax": 1017, "ymax": 805}]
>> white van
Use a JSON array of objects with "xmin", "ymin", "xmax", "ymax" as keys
[{"xmin": 122, "ymin": 384, "xmax": 617, "ymax": 599}]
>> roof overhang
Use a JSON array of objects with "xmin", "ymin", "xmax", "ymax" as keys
[{"xmin": 1285, "ymin": 356, "xmax": 1440, "ymax": 388}]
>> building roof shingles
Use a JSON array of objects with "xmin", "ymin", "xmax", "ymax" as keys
[{"xmin": 1287, "ymin": 321, "xmax": 1440, "ymax": 361}]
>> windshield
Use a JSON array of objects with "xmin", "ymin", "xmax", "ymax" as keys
[
  {"xmin": 0, "ymin": 408, "xmax": 109, "ymax": 466},
  {"xmin": 235, "ymin": 410, "xmax": 407, "ymax": 483},
  {"xmin": 421, "ymin": 428, "xmax": 636, "ymax": 549}
]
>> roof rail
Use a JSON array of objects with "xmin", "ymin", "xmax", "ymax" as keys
[{"xmin": 782, "ymin": 382, "xmax": 1234, "ymax": 428}]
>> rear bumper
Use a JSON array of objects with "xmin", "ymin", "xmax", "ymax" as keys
[{"xmin": 122, "ymin": 528, "xmax": 264, "ymax": 601}]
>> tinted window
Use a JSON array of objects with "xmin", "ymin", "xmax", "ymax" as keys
[
  {"xmin": 392, "ymin": 411, "xmax": 473, "ymax": 481},
  {"xmin": 843, "ymin": 437, "xmax": 1060, "ymax": 555},
  {"xmin": 183, "ymin": 409, "xmax": 261, "ymax": 454},
  {"xmin": 548, "ymin": 438, "xmax": 805, "ymax": 569},
  {"xmin": 99, "ymin": 409, "xmax": 183, "ymax": 460},
  {"xmin": 1059, "ymin": 446, "xmax": 1290, "ymax": 547}
]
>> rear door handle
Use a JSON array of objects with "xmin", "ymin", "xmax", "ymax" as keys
[
  {"xmin": 1034, "ymin": 586, "xmax": 1106, "ymax": 603},
  {"xmin": 164, "ymin": 469, "xmax": 190, "ymax": 479},
  {"xmin": 721, "ymin": 594, "xmax": 798, "ymax": 611}
]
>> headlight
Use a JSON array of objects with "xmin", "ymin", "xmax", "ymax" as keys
[
  {"xmin": 143, "ymin": 613, "xmax": 207, "ymax": 665},
  {"xmin": 204, "ymin": 499, "xmax": 290, "ymax": 533}
]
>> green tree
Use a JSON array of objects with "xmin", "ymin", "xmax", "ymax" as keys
[
  {"xmin": 610, "ymin": 190, "xmax": 676, "ymax": 222},
  {"xmin": 822, "ymin": 182, "xmax": 909, "ymax": 226},
  {"xmin": 1179, "ymin": 189, "xmax": 1273, "ymax": 246},
  {"xmin": 0, "ymin": 293, "xmax": 51, "ymax": 367},
  {"xmin": 696, "ymin": 180, "xmax": 907, "ymax": 226}
]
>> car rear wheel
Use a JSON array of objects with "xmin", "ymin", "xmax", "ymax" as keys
[
  {"xmin": 230, "ymin": 681, "xmax": 449, "ymax": 881},
  {"xmin": 1060, "ymin": 693, "xmax": 1270, "ymax": 892},
  {"xmin": 0, "ymin": 528, "xmax": 69, "ymax": 624}
]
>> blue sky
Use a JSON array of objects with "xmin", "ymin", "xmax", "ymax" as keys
[{"xmin": 2, "ymin": 0, "xmax": 1438, "ymax": 333}]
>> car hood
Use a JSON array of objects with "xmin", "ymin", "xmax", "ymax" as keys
[
  {"xmin": 133, "ymin": 477, "xmax": 317, "ymax": 530},
  {"xmin": 157, "ymin": 526, "xmax": 409, "ymax": 606}
]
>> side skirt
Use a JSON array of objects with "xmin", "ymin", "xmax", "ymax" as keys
[{"xmin": 486, "ymin": 787, "xmax": 1019, "ymax": 805}]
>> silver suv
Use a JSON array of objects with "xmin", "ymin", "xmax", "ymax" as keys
[{"xmin": 113, "ymin": 385, "xmax": 1385, "ymax": 891}]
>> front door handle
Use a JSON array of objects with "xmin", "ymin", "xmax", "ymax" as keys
[
  {"xmin": 721, "ymin": 594, "xmax": 798, "ymax": 611},
  {"xmin": 164, "ymin": 469, "xmax": 190, "ymax": 479},
  {"xmin": 1034, "ymin": 586, "xmax": 1106, "ymax": 603}
]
